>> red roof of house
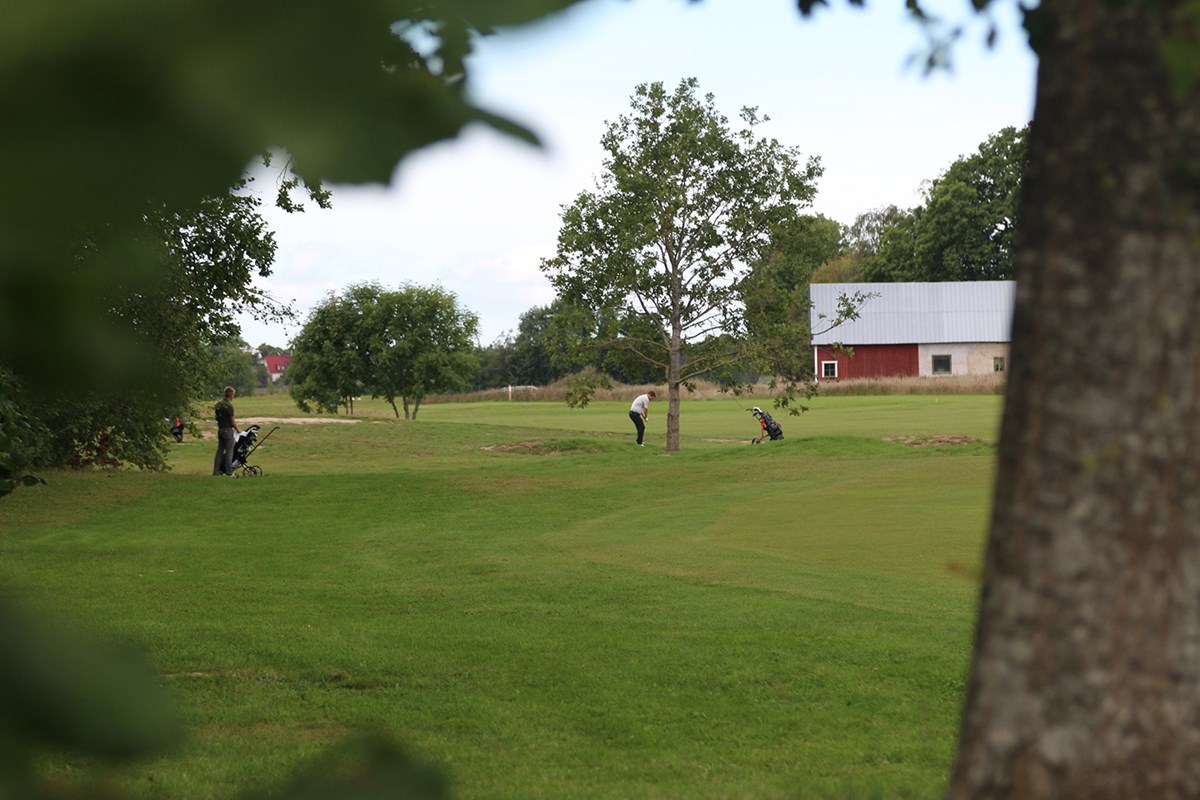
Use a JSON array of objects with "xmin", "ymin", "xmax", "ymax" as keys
[{"xmin": 264, "ymin": 355, "xmax": 292, "ymax": 374}]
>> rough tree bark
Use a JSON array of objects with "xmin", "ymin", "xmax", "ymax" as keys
[{"xmin": 949, "ymin": 0, "xmax": 1200, "ymax": 796}]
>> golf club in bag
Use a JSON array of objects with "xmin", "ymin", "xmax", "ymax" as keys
[
  {"xmin": 748, "ymin": 406, "xmax": 784, "ymax": 444},
  {"xmin": 232, "ymin": 424, "xmax": 279, "ymax": 476}
]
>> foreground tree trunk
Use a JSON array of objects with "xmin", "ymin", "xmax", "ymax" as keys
[{"xmin": 949, "ymin": 0, "xmax": 1200, "ymax": 796}]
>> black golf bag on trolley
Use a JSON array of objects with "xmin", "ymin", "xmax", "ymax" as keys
[
  {"xmin": 748, "ymin": 406, "xmax": 784, "ymax": 444},
  {"xmin": 231, "ymin": 424, "xmax": 279, "ymax": 476}
]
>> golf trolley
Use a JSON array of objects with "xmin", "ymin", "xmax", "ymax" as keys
[
  {"xmin": 232, "ymin": 424, "xmax": 279, "ymax": 477},
  {"xmin": 748, "ymin": 407, "xmax": 784, "ymax": 444}
]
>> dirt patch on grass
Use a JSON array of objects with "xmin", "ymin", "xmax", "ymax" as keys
[
  {"xmin": 885, "ymin": 435, "xmax": 981, "ymax": 447},
  {"xmin": 481, "ymin": 441, "xmax": 567, "ymax": 456},
  {"xmin": 946, "ymin": 561, "xmax": 982, "ymax": 581},
  {"xmin": 194, "ymin": 416, "xmax": 360, "ymax": 439}
]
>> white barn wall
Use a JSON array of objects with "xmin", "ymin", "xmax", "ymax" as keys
[
  {"xmin": 967, "ymin": 343, "xmax": 1010, "ymax": 375},
  {"xmin": 917, "ymin": 343, "xmax": 1010, "ymax": 377}
]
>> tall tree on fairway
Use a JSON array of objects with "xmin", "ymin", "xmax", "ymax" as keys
[{"xmin": 542, "ymin": 78, "xmax": 822, "ymax": 451}]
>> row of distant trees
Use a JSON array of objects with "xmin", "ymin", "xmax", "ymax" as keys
[{"xmin": 470, "ymin": 118, "xmax": 1027, "ymax": 410}]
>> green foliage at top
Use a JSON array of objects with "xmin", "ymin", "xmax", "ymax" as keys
[
  {"xmin": 289, "ymin": 283, "xmax": 479, "ymax": 419},
  {"xmin": 0, "ymin": 0, "xmax": 584, "ymax": 262}
]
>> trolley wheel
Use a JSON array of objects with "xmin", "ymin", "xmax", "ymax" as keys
[{"xmin": 248, "ymin": 465, "xmax": 262, "ymax": 477}]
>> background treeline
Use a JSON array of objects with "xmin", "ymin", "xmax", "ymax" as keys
[{"xmin": 474, "ymin": 123, "xmax": 1027, "ymax": 390}]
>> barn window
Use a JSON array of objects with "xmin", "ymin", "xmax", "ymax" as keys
[
  {"xmin": 994, "ymin": 357, "xmax": 1005, "ymax": 373},
  {"xmin": 821, "ymin": 361, "xmax": 838, "ymax": 379},
  {"xmin": 932, "ymin": 355, "xmax": 952, "ymax": 375}
]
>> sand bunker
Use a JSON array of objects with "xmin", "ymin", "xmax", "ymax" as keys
[{"xmin": 244, "ymin": 417, "xmax": 361, "ymax": 424}]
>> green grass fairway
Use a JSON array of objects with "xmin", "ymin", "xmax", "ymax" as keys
[{"xmin": 0, "ymin": 394, "xmax": 1001, "ymax": 799}]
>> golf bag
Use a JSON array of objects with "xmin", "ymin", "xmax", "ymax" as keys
[
  {"xmin": 231, "ymin": 424, "xmax": 279, "ymax": 477},
  {"xmin": 748, "ymin": 406, "xmax": 784, "ymax": 444},
  {"xmin": 169, "ymin": 416, "xmax": 185, "ymax": 443}
]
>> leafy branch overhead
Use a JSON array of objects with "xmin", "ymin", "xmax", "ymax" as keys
[{"xmin": 0, "ymin": 0, "xmax": 589, "ymax": 378}]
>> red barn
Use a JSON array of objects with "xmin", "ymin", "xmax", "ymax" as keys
[{"xmin": 809, "ymin": 281, "xmax": 1015, "ymax": 382}]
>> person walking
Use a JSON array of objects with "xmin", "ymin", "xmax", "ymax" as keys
[
  {"xmin": 213, "ymin": 386, "xmax": 241, "ymax": 476},
  {"xmin": 629, "ymin": 390, "xmax": 655, "ymax": 446}
]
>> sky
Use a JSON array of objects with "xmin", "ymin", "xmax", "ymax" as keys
[{"xmin": 237, "ymin": 0, "xmax": 1038, "ymax": 350}]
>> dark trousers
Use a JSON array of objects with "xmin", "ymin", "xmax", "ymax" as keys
[
  {"xmin": 213, "ymin": 427, "xmax": 236, "ymax": 475},
  {"xmin": 629, "ymin": 411, "xmax": 645, "ymax": 444}
]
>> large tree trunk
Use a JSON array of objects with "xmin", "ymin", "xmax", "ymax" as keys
[{"xmin": 949, "ymin": 0, "xmax": 1200, "ymax": 796}]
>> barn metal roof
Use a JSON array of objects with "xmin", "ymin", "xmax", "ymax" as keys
[{"xmin": 809, "ymin": 281, "xmax": 1015, "ymax": 345}]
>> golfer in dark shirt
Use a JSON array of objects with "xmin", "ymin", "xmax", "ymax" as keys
[{"xmin": 213, "ymin": 386, "xmax": 240, "ymax": 476}]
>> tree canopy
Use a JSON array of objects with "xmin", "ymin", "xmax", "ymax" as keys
[
  {"xmin": 542, "ymin": 78, "xmax": 823, "ymax": 451},
  {"xmin": 290, "ymin": 283, "xmax": 479, "ymax": 419},
  {"xmin": 847, "ymin": 125, "xmax": 1027, "ymax": 282}
]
